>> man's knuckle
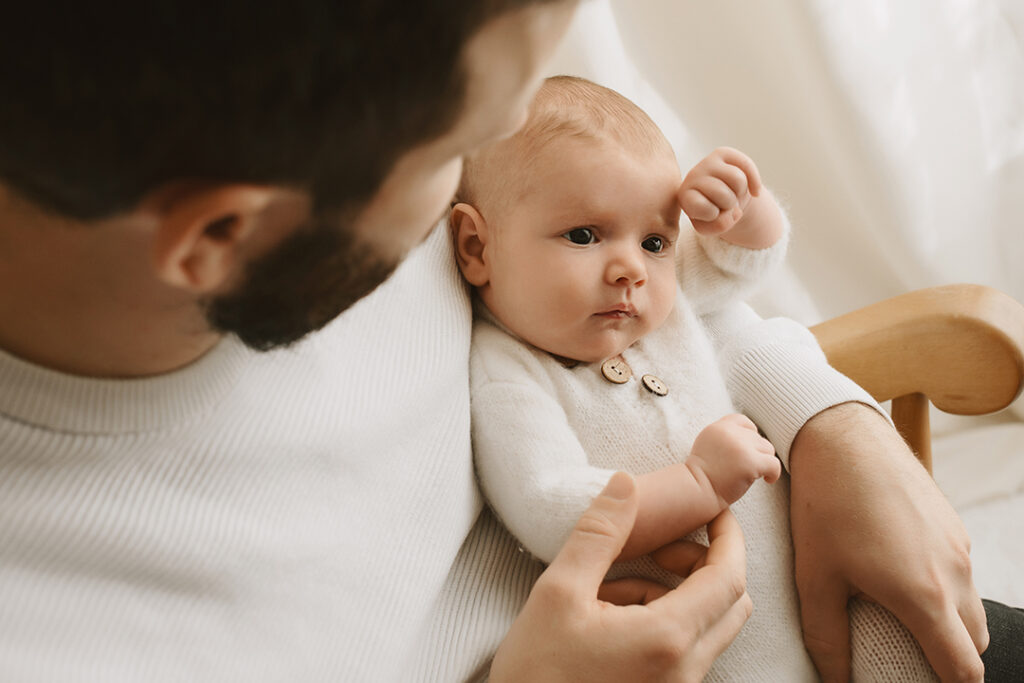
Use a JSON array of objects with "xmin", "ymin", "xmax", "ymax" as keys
[
  {"xmin": 573, "ymin": 509, "xmax": 620, "ymax": 544},
  {"xmin": 915, "ymin": 577, "xmax": 947, "ymax": 606},
  {"xmin": 739, "ymin": 592, "xmax": 754, "ymax": 620},
  {"xmin": 724, "ymin": 568, "xmax": 747, "ymax": 601},
  {"xmin": 951, "ymin": 544, "xmax": 973, "ymax": 577},
  {"xmin": 802, "ymin": 630, "xmax": 846, "ymax": 660},
  {"xmin": 644, "ymin": 619, "xmax": 688, "ymax": 665},
  {"xmin": 532, "ymin": 573, "xmax": 574, "ymax": 606}
]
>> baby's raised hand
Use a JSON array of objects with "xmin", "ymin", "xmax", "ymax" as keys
[
  {"xmin": 678, "ymin": 147, "xmax": 772, "ymax": 245},
  {"xmin": 688, "ymin": 413, "xmax": 781, "ymax": 506}
]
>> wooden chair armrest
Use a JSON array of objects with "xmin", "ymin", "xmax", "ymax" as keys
[{"xmin": 810, "ymin": 284, "xmax": 1024, "ymax": 470}]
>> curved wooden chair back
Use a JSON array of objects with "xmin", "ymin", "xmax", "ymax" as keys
[{"xmin": 811, "ymin": 284, "xmax": 1024, "ymax": 472}]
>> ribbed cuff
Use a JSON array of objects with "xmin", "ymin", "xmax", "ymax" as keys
[
  {"xmin": 727, "ymin": 341, "xmax": 892, "ymax": 470},
  {"xmin": 695, "ymin": 210, "xmax": 791, "ymax": 277}
]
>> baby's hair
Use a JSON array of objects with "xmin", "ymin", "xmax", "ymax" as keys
[
  {"xmin": 517, "ymin": 75, "xmax": 673, "ymax": 162},
  {"xmin": 456, "ymin": 75, "xmax": 674, "ymax": 213}
]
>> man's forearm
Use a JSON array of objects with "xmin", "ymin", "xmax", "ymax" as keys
[{"xmin": 789, "ymin": 400, "xmax": 909, "ymax": 475}]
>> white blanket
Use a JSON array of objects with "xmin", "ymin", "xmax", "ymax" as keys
[{"xmin": 547, "ymin": 0, "xmax": 1024, "ymax": 606}]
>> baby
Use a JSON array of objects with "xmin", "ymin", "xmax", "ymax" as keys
[{"xmin": 452, "ymin": 75, "xmax": 940, "ymax": 681}]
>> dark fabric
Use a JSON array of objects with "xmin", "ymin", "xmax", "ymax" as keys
[{"xmin": 982, "ymin": 598, "xmax": 1024, "ymax": 682}]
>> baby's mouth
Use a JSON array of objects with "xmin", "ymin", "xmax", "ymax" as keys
[{"xmin": 595, "ymin": 304, "xmax": 638, "ymax": 319}]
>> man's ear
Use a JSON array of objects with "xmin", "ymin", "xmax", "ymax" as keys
[
  {"xmin": 149, "ymin": 184, "xmax": 280, "ymax": 293},
  {"xmin": 450, "ymin": 202, "xmax": 492, "ymax": 287}
]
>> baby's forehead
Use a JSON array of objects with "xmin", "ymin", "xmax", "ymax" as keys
[{"xmin": 468, "ymin": 128, "xmax": 677, "ymax": 217}]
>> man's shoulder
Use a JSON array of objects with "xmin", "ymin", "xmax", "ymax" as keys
[{"xmin": 321, "ymin": 221, "xmax": 472, "ymax": 350}]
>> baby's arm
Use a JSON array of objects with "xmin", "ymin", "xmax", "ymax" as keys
[
  {"xmin": 675, "ymin": 148, "xmax": 790, "ymax": 314},
  {"xmin": 618, "ymin": 413, "xmax": 781, "ymax": 562},
  {"xmin": 472, "ymin": 374, "xmax": 619, "ymax": 564}
]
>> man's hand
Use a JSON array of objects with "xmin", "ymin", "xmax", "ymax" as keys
[
  {"xmin": 789, "ymin": 403, "xmax": 989, "ymax": 683},
  {"xmin": 677, "ymin": 147, "xmax": 783, "ymax": 249},
  {"xmin": 490, "ymin": 472, "xmax": 753, "ymax": 682},
  {"xmin": 688, "ymin": 413, "xmax": 782, "ymax": 506}
]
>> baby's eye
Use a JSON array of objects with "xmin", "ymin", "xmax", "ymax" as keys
[
  {"xmin": 642, "ymin": 235, "xmax": 665, "ymax": 253},
  {"xmin": 563, "ymin": 227, "xmax": 596, "ymax": 245}
]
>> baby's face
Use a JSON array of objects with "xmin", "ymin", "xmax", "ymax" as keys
[{"xmin": 480, "ymin": 134, "xmax": 681, "ymax": 363}]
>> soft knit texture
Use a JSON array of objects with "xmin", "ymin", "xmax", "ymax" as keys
[
  {"xmin": 470, "ymin": 232, "xmax": 939, "ymax": 681},
  {"xmin": 1, "ymin": 223, "xmax": 918, "ymax": 681},
  {"xmin": 0, "ymin": 225, "xmax": 508, "ymax": 681}
]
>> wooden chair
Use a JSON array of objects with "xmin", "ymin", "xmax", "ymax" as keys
[{"xmin": 810, "ymin": 284, "xmax": 1024, "ymax": 473}]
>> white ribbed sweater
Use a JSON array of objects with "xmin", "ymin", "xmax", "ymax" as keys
[{"xmin": 0, "ymin": 224, "xmax": 928, "ymax": 681}]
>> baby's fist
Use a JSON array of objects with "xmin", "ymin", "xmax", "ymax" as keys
[
  {"xmin": 689, "ymin": 413, "xmax": 781, "ymax": 506},
  {"xmin": 678, "ymin": 147, "xmax": 763, "ymax": 237}
]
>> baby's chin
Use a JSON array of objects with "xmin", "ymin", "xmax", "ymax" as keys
[{"xmin": 544, "ymin": 338, "xmax": 635, "ymax": 365}]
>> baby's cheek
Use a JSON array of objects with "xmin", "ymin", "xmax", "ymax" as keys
[{"xmin": 652, "ymin": 279, "xmax": 677, "ymax": 323}]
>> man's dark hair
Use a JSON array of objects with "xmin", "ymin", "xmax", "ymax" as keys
[{"xmin": 0, "ymin": 1, "xmax": 556, "ymax": 220}]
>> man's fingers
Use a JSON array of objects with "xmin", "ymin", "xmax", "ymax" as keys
[
  {"xmin": 799, "ymin": 580, "xmax": 852, "ymax": 683},
  {"xmin": 651, "ymin": 539, "xmax": 710, "ymax": 577},
  {"xmin": 598, "ymin": 578, "xmax": 671, "ymax": 606},
  {"xmin": 693, "ymin": 590, "xmax": 754, "ymax": 665},
  {"xmin": 898, "ymin": 602, "xmax": 985, "ymax": 682},
  {"xmin": 960, "ymin": 595, "xmax": 990, "ymax": 656},
  {"xmin": 543, "ymin": 472, "xmax": 639, "ymax": 598},
  {"xmin": 649, "ymin": 510, "xmax": 747, "ymax": 635},
  {"xmin": 703, "ymin": 508, "xmax": 745, "ymax": 569}
]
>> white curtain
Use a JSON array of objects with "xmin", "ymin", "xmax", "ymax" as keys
[{"xmin": 547, "ymin": 0, "xmax": 1024, "ymax": 604}]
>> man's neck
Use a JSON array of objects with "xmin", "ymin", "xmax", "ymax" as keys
[
  {"xmin": 0, "ymin": 201, "xmax": 222, "ymax": 378},
  {"xmin": 0, "ymin": 314, "xmax": 222, "ymax": 378}
]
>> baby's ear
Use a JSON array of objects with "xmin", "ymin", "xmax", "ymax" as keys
[{"xmin": 449, "ymin": 202, "xmax": 491, "ymax": 286}]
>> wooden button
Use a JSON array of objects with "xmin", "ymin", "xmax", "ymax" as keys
[
  {"xmin": 641, "ymin": 374, "xmax": 668, "ymax": 396},
  {"xmin": 601, "ymin": 356, "xmax": 632, "ymax": 384}
]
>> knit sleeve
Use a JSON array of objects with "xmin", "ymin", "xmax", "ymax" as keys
[
  {"xmin": 702, "ymin": 301, "xmax": 894, "ymax": 470},
  {"xmin": 677, "ymin": 205, "xmax": 791, "ymax": 315},
  {"xmin": 469, "ymin": 329, "xmax": 616, "ymax": 565}
]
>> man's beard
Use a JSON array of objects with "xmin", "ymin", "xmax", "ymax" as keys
[{"xmin": 204, "ymin": 210, "xmax": 399, "ymax": 351}]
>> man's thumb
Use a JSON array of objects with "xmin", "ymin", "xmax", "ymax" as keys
[{"xmin": 544, "ymin": 472, "xmax": 638, "ymax": 594}]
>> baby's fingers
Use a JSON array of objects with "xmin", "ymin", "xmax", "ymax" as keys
[
  {"xmin": 748, "ymin": 428, "xmax": 781, "ymax": 483},
  {"xmin": 724, "ymin": 413, "xmax": 759, "ymax": 432},
  {"xmin": 760, "ymin": 453, "xmax": 782, "ymax": 484},
  {"xmin": 679, "ymin": 187, "xmax": 743, "ymax": 236},
  {"xmin": 712, "ymin": 147, "xmax": 763, "ymax": 197},
  {"xmin": 708, "ymin": 161, "xmax": 752, "ymax": 205},
  {"xmin": 687, "ymin": 176, "xmax": 742, "ymax": 214},
  {"xmin": 678, "ymin": 187, "xmax": 722, "ymax": 223}
]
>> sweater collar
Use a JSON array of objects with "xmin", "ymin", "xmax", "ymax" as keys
[{"xmin": 0, "ymin": 336, "xmax": 250, "ymax": 434}]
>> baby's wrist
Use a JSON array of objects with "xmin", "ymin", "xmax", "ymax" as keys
[
  {"xmin": 686, "ymin": 456, "xmax": 730, "ymax": 508},
  {"xmin": 719, "ymin": 191, "xmax": 784, "ymax": 250}
]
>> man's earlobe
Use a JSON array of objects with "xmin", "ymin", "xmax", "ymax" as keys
[
  {"xmin": 150, "ymin": 185, "xmax": 277, "ymax": 293},
  {"xmin": 450, "ymin": 202, "xmax": 491, "ymax": 287}
]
